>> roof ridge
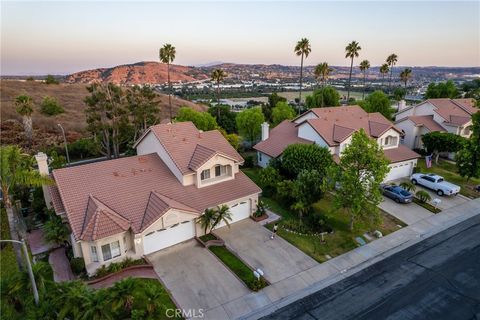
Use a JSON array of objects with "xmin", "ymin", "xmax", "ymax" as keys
[
  {"xmin": 151, "ymin": 191, "xmax": 199, "ymax": 212},
  {"xmin": 450, "ymin": 99, "xmax": 475, "ymax": 115}
]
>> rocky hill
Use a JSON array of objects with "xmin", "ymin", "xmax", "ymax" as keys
[{"xmin": 65, "ymin": 61, "xmax": 209, "ymax": 85}]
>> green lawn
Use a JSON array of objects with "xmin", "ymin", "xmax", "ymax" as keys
[
  {"xmin": 209, "ymin": 246, "xmax": 267, "ymax": 291},
  {"xmin": 0, "ymin": 208, "xmax": 20, "ymax": 279},
  {"xmin": 416, "ymin": 159, "xmax": 480, "ymax": 199}
]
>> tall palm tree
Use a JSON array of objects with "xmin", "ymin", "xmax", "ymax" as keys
[
  {"xmin": 345, "ymin": 41, "xmax": 361, "ymax": 102},
  {"xmin": 196, "ymin": 208, "xmax": 217, "ymax": 234},
  {"xmin": 379, "ymin": 63, "xmax": 389, "ymax": 91},
  {"xmin": 15, "ymin": 94, "xmax": 34, "ymax": 145},
  {"xmin": 314, "ymin": 62, "xmax": 332, "ymax": 87},
  {"xmin": 386, "ymin": 53, "xmax": 398, "ymax": 91},
  {"xmin": 359, "ymin": 60, "xmax": 370, "ymax": 99},
  {"xmin": 211, "ymin": 205, "xmax": 233, "ymax": 230},
  {"xmin": 400, "ymin": 68, "xmax": 412, "ymax": 89},
  {"xmin": 211, "ymin": 68, "xmax": 227, "ymax": 118},
  {"xmin": 159, "ymin": 44, "xmax": 176, "ymax": 122},
  {"xmin": 294, "ymin": 38, "xmax": 311, "ymax": 108},
  {"xmin": 0, "ymin": 145, "xmax": 53, "ymax": 270}
]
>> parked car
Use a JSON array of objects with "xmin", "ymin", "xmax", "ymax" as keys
[
  {"xmin": 410, "ymin": 173, "xmax": 461, "ymax": 196},
  {"xmin": 382, "ymin": 185, "xmax": 413, "ymax": 203}
]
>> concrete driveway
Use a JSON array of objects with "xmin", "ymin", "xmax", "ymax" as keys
[
  {"xmin": 214, "ymin": 219, "xmax": 318, "ymax": 284},
  {"xmin": 412, "ymin": 184, "xmax": 469, "ymax": 210},
  {"xmin": 379, "ymin": 197, "xmax": 433, "ymax": 225},
  {"xmin": 147, "ymin": 240, "xmax": 249, "ymax": 313}
]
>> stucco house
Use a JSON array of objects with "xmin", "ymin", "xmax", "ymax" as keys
[
  {"xmin": 254, "ymin": 106, "xmax": 420, "ymax": 182},
  {"xmin": 394, "ymin": 98, "xmax": 477, "ymax": 150},
  {"xmin": 40, "ymin": 121, "xmax": 261, "ymax": 275}
]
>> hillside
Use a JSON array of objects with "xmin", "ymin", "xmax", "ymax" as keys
[
  {"xmin": 65, "ymin": 61, "xmax": 209, "ymax": 84},
  {"xmin": 0, "ymin": 80, "xmax": 207, "ymax": 151}
]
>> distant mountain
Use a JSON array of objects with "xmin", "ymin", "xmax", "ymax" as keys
[{"xmin": 65, "ymin": 61, "xmax": 209, "ymax": 85}]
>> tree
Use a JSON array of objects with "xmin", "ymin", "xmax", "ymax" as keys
[
  {"xmin": 305, "ymin": 86, "xmax": 341, "ymax": 108},
  {"xmin": 264, "ymin": 93, "xmax": 287, "ymax": 122},
  {"xmin": 196, "ymin": 208, "xmax": 217, "ymax": 234},
  {"xmin": 0, "ymin": 145, "xmax": 53, "ymax": 270},
  {"xmin": 271, "ymin": 101, "xmax": 295, "ymax": 126},
  {"xmin": 211, "ymin": 205, "xmax": 233, "ymax": 230},
  {"xmin": 400, "ymin": 181, "xmax": 416, "ymax": 193},
  {"xmin": 294, "ymin": 38, "xmax": 312, "ymax": 108},
  {"xmin": 314, "ymin": 62, "xmax": 332, "ymax": 87},
  {"xmin": 393, "ymin": 87, "xmax": 406, "ymax": 102},
  {"xmin": 359, "ymin": 90, "xmax": 395, "ymax": 119},
  {"xmin": 400, "ymin": 68, "xmax": 412, "ymax": 89},
  {"xmin": 415, "ymin": 190, "xmax": 431, "ymax": 203},
  {"xmin": 291, "ymin": 169, "xmax": 325, "ymax": 219},
  {"xmin": 386, "ymin": 53, "xmax": 398, "ymax": 91},
  {"xmin": 175, "ymin": 107, "xmax": 217, "ymax": 131},
  {"xmin": 281, "ymin": 143, "xmax": 333, "ymax": 178},
  {"xmin": 236, "ymin": 107, "xmax": 265, "ymax": 146},
  {"xmin": 332, "ymin": 129, "xmax": 390, "ymax": 230},
  {"xmin": 159, "ymin": 43, "xmax": 176, "ymax": 122},
  {"xmin": 208, "ymin": 105, "xmax": 236, "ymax": 133},
  {"xmin": 359, "ymin": 60, "xmax": 370, "ymax": 99},
  {"xmin": 45, "ymin": 75, "xmax": 59, "ymax": 84},
  {"xmin": 15, "ymin": 94, "xmax": 34, "ymax": 145},
  {"xmin": 345, "ymin": 41, "xmax": 361, "ymax": 102},
  {"xmin": 126, "ymin": 85, "xmax": 160, "ymax": 140},
  {"xmin": 84, "ymin": 83, "xmax": 131, "ymax": 159},
  {"xmin": 211, "ymin": 69, "xmax": 227, "ymax": 108},
  {"xmin": 424, "ymin": 80, "xmax": 460, "ymax": 99},
  {"xmin": 40, "ymin": 96, "xmax": 64, "ymax": 116},
  {"xmin": 259, "ymin": 166, "xmax": 281, "ymax": 197},
  {"xmin": 422, "ymin": 131, "xmax": 467, "ymax": 163},
  {"xmin": 43, "ymin": 211, "xmax": 69, "ymax": 245},
  {"xmin": 108, "ymin": 277, "xmax": 136, "ymax": 315},
  {"xmin": 456, "ymin": 112, "xmax": 480, "ymax": 181},
  {"xmin": 379, "ymin": 63, "xmax": 390, "ymax": 90}
]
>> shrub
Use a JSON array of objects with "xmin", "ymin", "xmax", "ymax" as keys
[
  {"xmin": 415, "ymin": 190, "xmax": 432, "ymax": 203},
  {"xmin": 243, "ymin": 155, "xmax": 254, "ymax": 168},
  {"xmin": 281, "ymin": 144, "xmax": 333, "ymax": 178},
  {"xmin": 45, "ymin": 75, "xmax": 59, "ymax": 84},
  {"xmin": 70, "ymin": 257, "xmax": 85, "ymax": 275},
  {"xmin": 40, "ymin": 96, "xmax": 64, "ymax": 116},
  {"xmin": 259, "ymin": 166, "xmax": 281, "ymax": 196},
  {"xmin": 400, "ymin": 181, "xmax": 416, "ymax": 192},
  {"xmin": 68, "ymin": 138, "xmax": 101, "ymax": 159},
  {"xmin": 254, "ymin": 200, "xmax": 266, "ymax": 217}
]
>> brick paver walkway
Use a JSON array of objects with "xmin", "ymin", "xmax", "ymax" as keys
[
  {"xmin": 88, "ymin": 266, "xmax": 158, "ymax": 289},
  {"xmin": 48, "ymin": 247, "xmax": 75, "ymax": 282}
]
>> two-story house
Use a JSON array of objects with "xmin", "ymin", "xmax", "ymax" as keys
[
  {"xmin": 394, "ymin": 98, "xmax": 477, "ymax": 150},
  {"xmin": 41, "ymin": 121, "xmax": 261, "ymax": 275},
  {"xmin": 254, "ymin": 106, "xmax": 420, "ymax": 182}
]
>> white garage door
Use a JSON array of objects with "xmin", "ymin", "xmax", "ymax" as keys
[
  {"xmin": 214, "ymin": 201, "xmax": 251, "ymax": 229},
  {"xmin": 385, "ymin": 162, "xmax": 412, "ymax": 182},
  {"xmin": 143, "ymin": 220, "xmax": 195, "ymax": 255}
]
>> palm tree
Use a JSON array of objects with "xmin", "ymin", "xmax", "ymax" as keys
[
  {"xmin": 108, "ymin": 277, "xmax": 136, "ymax": 315},
  {"xmin": 386, "ymin": 53, "xmax": 398, "ymax": 91},
  {"xmin": 141, "ymin": 280, "xmax": 169, "ymax": 317},
  {"xmin": 159, "ymin": 44, "xmax": 176, "ymax": 122},
  {"xmin": 55, "ymin": 281, "xmax": 92, "ymax": 320},
  {"xmin": 400, "ymin": 68, "xmax": 412, "ymax": 89},
  {"xmin": 359, "ymin": 60, "xmax": 370, "ymax": 99},
  {"xmin": 44, "ymin": 213, "xmax": 70, "ymax": 246},
  {"xmin": 15, "ymin": 94, "xmax": 34, "ymax": 145},
  {"xmin": 314, "ymin": 62, "xmax": 332, "ymax": 87},
  {"xmin": 345, "ymin": 41, "xmax": 361, "ymax": 102},
  {"xmin": 211, "ymin": 205, "xmax": 233, "ymax": 230},
  {"xmin": 379, "ymin": 63, "xmax": 390, "ymax": 91},
  {"xmin": 81, "ymin": 289, "xmax": 114, "ymax": 320},
  {"xmin": 211, "ymin": 68, "xmax": 227, "ymax": 118},
  {"xmin": 0, "ymin": 145, "xmax": 53, "ymax": 270},
  {"xmin": 294, "ymin": 38, "xmax": 311, "ymax": 108},
  {"xmin": 196, "ymin": 208, "xmax": 217, "ymax": 234}
]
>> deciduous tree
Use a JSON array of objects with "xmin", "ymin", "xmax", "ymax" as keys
[
  {"xmin": 359, "ymin": 90, "xmax": 394, "ymax": 119},
  {"xmin": 421, "ymin": 131, "xmax": 467, "ymax": 163},
  {"xmin": 175, "ymin": 107, "xmax": 217, "ymax": 131},
  {"xmin": 236, "ymin": 107, "xmax": 265, "ymax": 146},
  {"xmin": 271, "ymin": 102, "xmax": 295, "ymax": 126},
  {"xmin": 456, "ymin": 112, "xmax": 480, "ymax": 181},
  {"xmin": 281, "ymin": 143, "xmax": 333, "ymax": 178},
  {"xmin": 424, "ymin": 80, "xmax": 460, "ymax": 99},
  {"xmin": 305, "ymin": 86, "xmax": 341, "ymax": 108}
]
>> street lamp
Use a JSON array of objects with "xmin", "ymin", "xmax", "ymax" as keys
[
  {"xmin": 0, "ymin": 239, "xmax": 39, "ymax": 305},
  {"xmin": 57, "ymin": 123, "xmax": 70, "ymax": 164}
]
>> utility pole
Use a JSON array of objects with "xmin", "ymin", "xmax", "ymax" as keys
[
  {"xmin": 0, "ymin": 239, "xmax": 39, "ymax": 305},
  {"xmin": 57, "ymin": 123, "xmax": 70, "ymax": 164}
]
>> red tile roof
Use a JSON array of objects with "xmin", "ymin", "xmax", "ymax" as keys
[
  {"xmin": 253, "ymin": 120, "xmax": 313, "ymax": 157},
  {"xmin": 304, "ymin": 106, "xmax": 401, "ymax": 146},
  {"xmin": 53, "ymin": 153, "xmax": 261, "ymax": 241},
  {"xmin": 401, "ymin": 115, "xmax": 446, "ymax": 132},
  {"xmin": 47, "ymin": 184, "xmax": 65, "ymax": 214},
  {"xmin": 144, "ymin": 122, "xmax": 244, "ymax": 174},
  {"xmin": 428, "ymin": 99, "xmax": 476, "ymax": 126},
  {"xmin": 383, "ymin": 145, "xmax": 420, "ymax": 163}
]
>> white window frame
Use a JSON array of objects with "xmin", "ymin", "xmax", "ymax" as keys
[
  {"xmin": 201, "ymin": 169, "xmax": 210, "ymax": 180},
  {"xmin": 90, "ymin": 245, "xmax": 98, "ymax": 262},
  {"xmin": 101, "ymin": 240, "xmax": 121, "ymax": 261}
]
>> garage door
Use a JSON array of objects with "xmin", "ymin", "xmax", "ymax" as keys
[
  {"xmin": 214, "ymin": 201, "xmax": 251, "ymax": 229},
  {"xmin": 143, "ymin": 220, "xmax": 195, "ymax": 255},
  {"xmin": 384, "ymin": 162, "xmax": 412, "ymax": 182}
]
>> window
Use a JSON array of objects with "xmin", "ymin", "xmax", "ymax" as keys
[
  {"xmin": 101, "ymin": 241, "xmax": 121, "ymax": 261},
  {"xmin": 259, "ymin": 153, "xmax": 263, "ymax": 162},
  {"xmin": 215, "ymin": 165, "xmax": 227, "ymax": 177},
  {"xmin": 90, "ymin": 246, "xmax": 98, "ymax": 262},
  {"xmin": 200, "ymin": 169, "xmax": 210, "ymax": 180}
]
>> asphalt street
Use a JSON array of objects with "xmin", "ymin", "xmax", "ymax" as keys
[{"xmin": 262, "ymin": 214, "xmax": 480, "ymax": 320}]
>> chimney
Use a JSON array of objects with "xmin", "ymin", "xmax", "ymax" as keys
[
  {"xmin": 398, "ymin": 100, "xmax": 407, "ymax": 112},
  {"xmin": 261, "ymin": 122, "xmax": 270, "ymax": 141},
  {"xmin": 35, "ymin": 152, "xmax": 52, "ymax": 209}
]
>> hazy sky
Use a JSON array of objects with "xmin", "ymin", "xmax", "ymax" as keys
[{"xmin": 1, "ymin": 1, "xmax": 479, "ymax": 75}]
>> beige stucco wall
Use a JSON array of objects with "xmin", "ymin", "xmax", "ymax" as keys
[
  {"xmin": 196, "ymin": 155, "xmax": 236, "ymax": 187},
  {"xmin": 378, "ymin": 128, "xmax": 401, "ymax": 150}
]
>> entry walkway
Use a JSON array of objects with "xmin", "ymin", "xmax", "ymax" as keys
[{"xmin": 48, "ymin": 247, "xmax": 75, "ymax": 282}]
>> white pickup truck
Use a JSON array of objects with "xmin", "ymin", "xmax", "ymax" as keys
[{"xmin": 410, "ymin": 173, "xmax": 461, "ymax": 196}]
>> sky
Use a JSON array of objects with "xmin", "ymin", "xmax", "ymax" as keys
[{"xmin": 1, "ymin": 1, "xmax": 479, "ymax": 75}]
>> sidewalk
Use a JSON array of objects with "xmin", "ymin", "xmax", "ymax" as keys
[{"xmin": 237, "ymin": 198, "xmax": 480, "ymax": 320}]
